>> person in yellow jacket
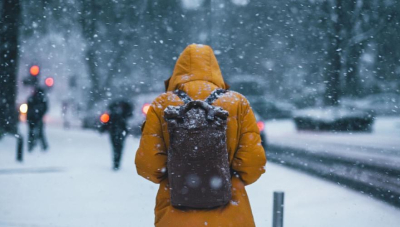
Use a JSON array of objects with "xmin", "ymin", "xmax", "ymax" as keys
[{"xmin": 135, "ymin": 44, "xmax": 267, "ymax": 227}]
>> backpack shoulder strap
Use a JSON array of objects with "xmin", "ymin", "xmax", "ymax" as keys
[
  {"xmin": 173, "ymin": 89, "xmax": 193, "ymax": 104},
  {"xmin": 204, "ymin": 89, "xmax": 227, "ymax": 105}
]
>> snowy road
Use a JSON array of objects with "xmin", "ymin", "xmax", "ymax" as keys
[
  {"xmin": 1, "ymin": 124, "xmax": 400, "ymax": 227},
  {"xmin": 264, "ymin": 117, "xmax": 400, "ymax": 208}
]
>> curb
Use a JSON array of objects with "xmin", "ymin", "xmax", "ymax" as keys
[{"xmin": 267, "ymin": 144, "xmax": 400, "ymax": 208}]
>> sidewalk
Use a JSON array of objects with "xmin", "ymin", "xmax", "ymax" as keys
[{"xmin": 0, "ymin": 124, "xmax": 399, "ymax": 227}]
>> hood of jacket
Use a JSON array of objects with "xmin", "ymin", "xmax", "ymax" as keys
[{"xmin": 165, "ymin": 44, "xmax": 229, "ymax": 91}]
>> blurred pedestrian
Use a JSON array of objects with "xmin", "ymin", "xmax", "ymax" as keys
[
  {"xmin": 135, "ymin": 44, "xmax": 267, "ymax": 227},
  {"xmin": 101, "ymin": 100, "xmax": 133, "ymax": 170},
  {"xmin": 27, "ymin": 87, "xmax": 48, "ymax": 151}
]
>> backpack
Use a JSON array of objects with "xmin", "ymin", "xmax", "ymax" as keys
[{"xmin": 164, "ymin": 89, "xmax": 232, "ymax": 209}]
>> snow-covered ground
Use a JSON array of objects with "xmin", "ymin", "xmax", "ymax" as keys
[{"xmin": 1, "ymin": 123, "xmax": 400, "ymax": 227}]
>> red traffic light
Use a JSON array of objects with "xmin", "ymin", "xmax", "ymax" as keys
[
  {"xmin": 45, "ymin": 77, "xmax": 54, "ymax": 87},
  {"xmin": 30, "ymin": 65, "xmax": 40, "ymax": 76},
  {"xmin": 100, "ymin": 113, "xmax": 110, "ymax": 123}
]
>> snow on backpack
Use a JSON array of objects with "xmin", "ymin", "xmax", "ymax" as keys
[{"xmin": 164, "ymin": 89, "xmax": 232, "ymax": 209}]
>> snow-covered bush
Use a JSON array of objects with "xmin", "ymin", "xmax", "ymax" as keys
[{"xmin": 340, "ymin": 93, "xmax": 400, "ymax": 116}]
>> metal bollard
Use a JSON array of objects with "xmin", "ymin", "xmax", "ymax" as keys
[
  {"xmin": 15, "ymin": 133, "xmax": 23, "ymax": 162},
  {"xmin": 272, "ymin": 191, "xmax": 284, "ymax": 227}
]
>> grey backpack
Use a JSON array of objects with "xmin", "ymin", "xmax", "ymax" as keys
[{"xmin": 164, "ymin": 89, "xmax": 232, "ymax": 209}]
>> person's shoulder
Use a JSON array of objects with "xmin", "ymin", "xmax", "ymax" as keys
[
  {"xmin": 152, "ymin": 91, "xmax": 180, "ymax": 103},
  {"xmin": 150, "ymin": 92, "xmax": 172, "ymax": 111},
  {"xmin": 225, "ymin": 90, "xmax": 245, "ymax": 98},
  {"xmin": 152, "ymin": 92, "xmax": 168, "ymax": 103},
  {"xmin": 222, "ymin": 90, "xmax": 249, "ymax": 104}
]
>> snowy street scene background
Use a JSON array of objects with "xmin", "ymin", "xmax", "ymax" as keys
[
  {"xmin": 1, "ymin": 120, "xmax": 400, "ymax": 227},
  {"xmin": 1, "ymin": 0, "xmax": 400, "ymax": 226}
]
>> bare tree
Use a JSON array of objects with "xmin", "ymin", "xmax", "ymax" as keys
[
  {"xmin": 80, "ymin": 0, "xmax": 102, "ymax": 106},
  {"xmin": 321, "ymin": 0, "xmax": 343, "ymax": 106},
  {"xmin": 0, "ymin": 0, "xmax": 21, "ymax": 134}
]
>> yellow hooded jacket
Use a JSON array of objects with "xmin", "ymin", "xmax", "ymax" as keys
[{"xmin": 135, "ymin": 44, "xmax": 267, "ymax": 227}]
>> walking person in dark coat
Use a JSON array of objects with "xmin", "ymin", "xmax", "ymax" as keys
[
  {"xmin": 101, "ymin": 100, "xmax": 133, "ymax": 170},
  {"xmin": 27, "ymin": 87, "xmax": 48, "ymax": 151}
]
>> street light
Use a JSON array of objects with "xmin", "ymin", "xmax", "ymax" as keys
[{"xmin": 19, "ymin": 103, "xmax": 28, "ymax": 114}]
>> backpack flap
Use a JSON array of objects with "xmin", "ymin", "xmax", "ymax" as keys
[{"xmin": 164, "ymin": 100, "xmax": 228, "ymax": 129}]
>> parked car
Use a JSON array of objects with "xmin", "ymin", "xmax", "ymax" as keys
[
  {"xmin": 253, "ymin": 112, "xmax": 268, "ymax": 150},
  {"xmin": 81, "ymin": 101, "xmax": 108, "ymax": 130},
  {"xmin": 227, "ymin": 75, "xmax": 296, "ymax": 120},
  {"xmin": 129, "ymin": 92, "xmax": 159, "ymax": 136},
  {"xmin": 340, "ymin": 93, "xmax": 400, "ymax": 116},
  {"xmin": 81, "ymin": 93, "xmax": 158, "ymax": 134}
]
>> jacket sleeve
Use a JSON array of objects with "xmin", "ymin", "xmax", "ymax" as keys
[
  {"xmin": 232, "ymin": 97, "xmax": 267, "ymax": 185},
  {"xmin": 135, "ymin": 99, "xmax": 167, "ymax": 184}
]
